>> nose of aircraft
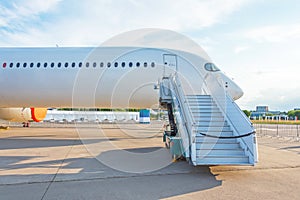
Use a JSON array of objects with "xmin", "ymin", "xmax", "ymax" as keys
[
  {"xmin": 231, "ymin": 83, "xmax": 244, "ymax": 100},
  {"xmin": 221, "ymin": 74, "xmax": 244, "ymax": 100}
]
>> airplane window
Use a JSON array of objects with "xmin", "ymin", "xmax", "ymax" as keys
[
  {"xmin": 10, "ymin": 63, "xmax": 13, "ymax": 68},
  {"xmin": 23, "ymin": 63, "xmax": 27, "ymax": 68},
  {"xmin": 17, "ymin": 63, "xmax": 20, "ymax": 68},
  {"xmin": 151, "ymin": 62, "xmax": 155, "ymax": 67},
  {"xmin": 144, "ymin": 62, "xmax": 147, "ymax": 67},
  {"xmin": 136, "ymin": 62, "xmax": 140, "ymax": 67},
  {"xmin": 65, "ymin": 63, "xmax": 68, "ymax": 68},
  {"xmin": 44, "ymin": 63, "xmax": 47, "ymax": 68},
  {"xmin": 2, "ymin": 63, "xmax": 6, "ymax": 68},
  {"xmin": 86, "ymin": 62, "xmax": 89, "ymax": 68},
  {"xmin": 93, "ymin": 62, "xmax": 97, "ymax": 68},
  {"xmin": 58, "ymin": 62, "xmax": 62, "ymax": 68},
  {"xmin": 107, "ymin": 62, "xmax": 111, "ymax": 68},
  {"xmin": 51, "ymin": 63, "xmax": 55, "ymax": 68},
  {"xmin": 79, "ymin": 62, "xmax": 82, "ymax": 68},
  {"xmin": 100, "ymin": 62, "xmax": 104, "ymax": 67},
  {"xmin": 72, "ymin": 62, "xmax": 76, "ymax": 68},
  {"xmin": 204, "ymin": 63, "xmax": 220, "ymax": 72},
  {"xmin": 37, "ymin": 63, "xmax": 40, "ymax": 68},
  {"xmin": 129, "ymin": 62, "xmax": 133, "ymax": 67},
  {"xmin": 114, "ymin": 62, "xmax": 118, "ymax": 67},
  {"xmin": 30, "ymin": 63, "xmax": 34, "ymax": 68},
  {"xmin": 122, "ymin": 62, "xmax": 125, "ymax": 67}
]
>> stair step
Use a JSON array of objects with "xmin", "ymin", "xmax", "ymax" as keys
[
  {"xmin": 192, "ymin": 116, "xmax": 225, "ymax": 120},
  {"xmin": 196, "ymin": 156, "xmax": 250, "ymax": 165},
  {"xmin": 194, "ymin": 120, "xmax": 226, "ymax": 124},
  {"xmin": 186, "ymin": 99, "xmax": 213, "ymax": 102},
  {"xmin": 193, "ymin": 110, "xmax": 220, "ymax": 113},
  {"xmin": 192, "ymin": 109, "xmax": 221, "ymax": 113},
  {"xmin": 186, "ymin": 100, "xmax": 215, "ymax": 104},
  {"xmin": 196, "ymin": 137, "xmax": 237, "ymax": 143},
  {"xmin": 193, "ymin": 115, "xmax": 224, "ymax": 119},
  {"xmin": 193, "ymin": 118, "xmax": 225, "ymax": 122},
  {"xmin": 191, "ymin": 111, "xmax": 223, "ymax": 115},
  {"xmin": 196, "ymin": 143, "xmax": 240, "ymax": 149},
  {"xmin": 186, "ymin": 95, "xmax": 211, "ymax": 99},
  {"xmin": 189, "ymin": 106, "xmax": 219, "ymax": 109},
  {"xmin": 193, "ymin": 115, "xmax": 226, "ymax": 119},
  {"xmin": 195, "ymin": 120, "xmax": 230, "ymax": 128},
  {"xmin": 188, "ymin": 104, "xmax": 218, "ymax": 107},
  {"xmin": 193, "ymin": 121, "xmax": 228, "ymax": 126},
  {"xmin": 195, "ymin": 126, "xmax": 231, "ymax": 132},
  {"xmin": 196, "ymin": 149, "xmax": 245, "ymax": 156},
  {"xmin": 192, "ymin": 111, "xmax": 223, "ymax": 115},
  {"xmin": 195, "ymin": 124, "xmax": 227, "ymax": 128},
  {"xmin": 186, "ymin": 101, "xmax": 215, "ymax": 105}
]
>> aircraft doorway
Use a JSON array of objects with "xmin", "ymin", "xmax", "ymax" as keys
[{"xmin": 163, "ymin": 54, "xmax": 177, "ymax": 77}]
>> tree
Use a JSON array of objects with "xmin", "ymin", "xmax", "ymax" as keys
[
  {"xmin": 295, "ymin": 111, "xmax": 300, "ymax": 120},
  {"xmin": 288, "ymin": 110, "xmax": 294, "ymax": 116},
  {"xmin": 288, "ymin": 110, "xmax": 300, "ymax": 120},
  {"xmin": 243, "ymin": 110, "xmax": 251, "ymax": 117}
]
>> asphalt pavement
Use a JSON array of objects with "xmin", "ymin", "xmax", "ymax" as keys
[{"xmin": 0, "ymin": 123, "xmax": 299, "ymax": 200}]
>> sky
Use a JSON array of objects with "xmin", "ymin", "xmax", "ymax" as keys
[{"xmin": 0, "ymin": 0, "xmax": 299, "ymax": 111}]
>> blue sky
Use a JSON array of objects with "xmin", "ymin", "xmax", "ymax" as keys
[{"xmin": 0, "ymin": 0, "xmax": 299, "ymax": 111}]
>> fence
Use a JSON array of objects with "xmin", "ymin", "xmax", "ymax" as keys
[
  {"xmin": 254, "ymin": 123, "xmax": 300, "ymax": 141},
  {"xmin": 0, "ymin": 119, "xmax": 139, "ymax": 129}
]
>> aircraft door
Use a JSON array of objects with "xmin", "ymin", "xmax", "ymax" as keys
[{"xmin": 163, "ymin": 54, "xmax": 177, "ymax": 77}]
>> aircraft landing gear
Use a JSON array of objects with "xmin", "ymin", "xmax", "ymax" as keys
[{"xmin": 22, "ymin": 122, "xmax": 30, "ymax": 128}]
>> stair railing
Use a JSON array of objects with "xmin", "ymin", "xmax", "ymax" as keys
[
  {"xmin": 203, "ymin": 73, "xmax": 258, "ymax": 164},
  {"xmin": 168, "ymin": 73, "xmax": 197, "ymax": 165}
]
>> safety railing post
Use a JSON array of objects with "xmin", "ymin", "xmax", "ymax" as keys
[{"xmin": 297, "ymin": 124, "xmax": 299, "ymax": 140}]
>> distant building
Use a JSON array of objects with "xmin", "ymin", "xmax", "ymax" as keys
[
  {"xmin": 44, "ymin": 110, "xmax": 140, "ymax": 123},
  {"xmin": 250, "ymin": 106, "xmax": 281, "ymax": 120},
  {"xmin": 256, "ymin": 106, "xmax": 269, "ymax": 112}
]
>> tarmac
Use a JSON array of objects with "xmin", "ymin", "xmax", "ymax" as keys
[{"xmin": 0, "ymin": 122, "xmax": 299, "ymax": 200}]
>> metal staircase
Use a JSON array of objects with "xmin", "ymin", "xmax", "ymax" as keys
[
  {"xmin": 160, "ymin": 74, "xmax": 258, "ymax": 166},
  {"xmin": 186, "ymin": 95, "xmax": 250, "ymax": 165}
]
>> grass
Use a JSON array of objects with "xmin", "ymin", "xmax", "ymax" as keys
[{"xmin": 251, "ymin": 120, "xmax": 300, "ymax": 125}]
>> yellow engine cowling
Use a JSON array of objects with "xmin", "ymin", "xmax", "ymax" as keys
[{"xmin": 0, "ymin": 108, "xmax": 47, "ymax": 122}]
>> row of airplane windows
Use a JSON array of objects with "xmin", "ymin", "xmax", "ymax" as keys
[{"xmin": 2, "ymin": 61, "xmax": 156, "ymax": 69}]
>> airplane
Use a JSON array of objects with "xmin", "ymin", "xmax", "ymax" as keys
[
  {"xmin": 0, "ymin": 31, "xmax": 243, "ymax": 125},
  {"xmin": 0, "ymin": 29, "xmax": 259, "ymax": 167}
]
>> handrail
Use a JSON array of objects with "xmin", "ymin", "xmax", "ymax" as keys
[
  {"xmin": 172, "ymin": 74, "xmax": 196, "ymax": 127},
  {"xmin": 223, "ymin": 95, "xmax": 255, "ymax": 157},
  {"xmin": 168, "ymin": 73, "xmax": 197, "ymax": 163},
  {"xmin": 202, "ymin": 73, "xmax": 257, "ymax": 163},
  {"xmin": 198, "ymin": 131, "xmax": 255, "ymax": 139},
  {"xmin": 228, "ymin": 95, "xmax": 253, "ymax": 128},
  {"xmin": 214, "ymin": 74, "xmax": 253, "ymax": 129}
]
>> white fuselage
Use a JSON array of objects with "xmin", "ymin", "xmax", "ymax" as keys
[{"xmin": 0, "ymin": 47, "xmax": 242, "ymax": 108}]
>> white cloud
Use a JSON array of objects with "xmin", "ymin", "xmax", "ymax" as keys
[
  {"xmin": 234, "ymin": 64, "xmax": 300, "ymax": 111},
  {"xmin": 238, "ymin": 87, "xmax": 300, "ymax": 111},
  {"xmin": 243, "ymin": 24, "xmax": 300, "ymax": 43},
  {"xmin": 234, "ymin": 45, "xmax": 250, "ymax": 54},
  {"xmin": 17, "ymin": 0, "xmax": 62, "ymax": 13},
  {"xmin": 0, "ymin": 0, "xmax": 61, "ymax": 28},
  {"xmin": 0, "ymin": 0, "xmax": 251, "ymax": 46}
]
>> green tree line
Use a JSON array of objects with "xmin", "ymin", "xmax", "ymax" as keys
[{"xmin": 287, "ymin": 110, "xmax": 300, "ymax": 119}]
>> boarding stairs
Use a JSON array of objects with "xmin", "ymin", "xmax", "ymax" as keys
[{"xmin": 160, "ymin": 74, "xmax": 258, "ymax": 165}]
